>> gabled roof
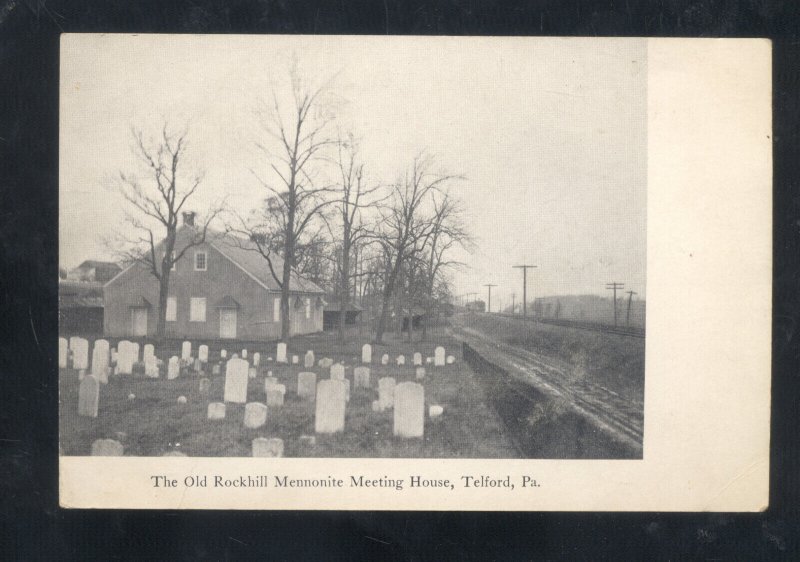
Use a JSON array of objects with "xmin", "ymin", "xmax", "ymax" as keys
[{"xmin": 76, "ymin": 260, "xmax": 120, "ymax": 270}]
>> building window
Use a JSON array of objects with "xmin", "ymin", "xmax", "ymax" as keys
[
  {"xmin": 273, "ymin": 297, "xmax": 281, "ymax": 323},
  {"xmin": 166, "ymin": 297, "xmax": 177, "ymax": 321},
  {"xmin": 190, "ymin": 297, "xmax": 206, "ymax": 322},
  {"xmin": 194, "ymin": 251, "xmax": 207, "ymax": 271},
  {"xmin": 305, "ymin": 298, "xmax": 311, "ymax": 319}
]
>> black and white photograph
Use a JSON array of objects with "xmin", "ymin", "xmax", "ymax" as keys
[{"xmin": 59, "ymin": 35, "xmax": 645, "ymax": 461}]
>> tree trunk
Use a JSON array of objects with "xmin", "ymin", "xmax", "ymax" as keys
[
  {"xmin": 156, "ymin": 273, "xmax": 169, "ymax": 340},
  {"xmin": 374, "ymin": 260, "xmax": 401, "ymax": 344},
  {"xmin": 338, "ymin": 239, "xmax": 350, "ymax": 345},
  {"xmin": 280, "ymin": 257, "xmax": 292, "ymax": 343}
]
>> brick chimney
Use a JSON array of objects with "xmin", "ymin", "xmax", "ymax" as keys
[{"xmin": 182, "ymin": 211, "xmax": 196, "ymax": 226}]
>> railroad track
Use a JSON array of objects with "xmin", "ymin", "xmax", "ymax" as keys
[
  {"xmin": 493, "ymin": 313, "xmax": 646, "ymax": 339},
  {"xmin": 456, "ymin": 326, "xmax": 644, "ymax": 455}
]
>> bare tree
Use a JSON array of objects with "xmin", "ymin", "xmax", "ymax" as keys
[
  {"xmin": 331, "ymin": 134, "xmax": 383, "ymax": 344},
  {"xmin": 113, "ymin": 123, "xmax": 222, "ymax": 339},
  {"xmin": 372, "ymin": 153, "xmax": 460, "ymax": 344},
  {"xmin": 239, "ymin": 64, "xmax": 338, "ymax": 343}
]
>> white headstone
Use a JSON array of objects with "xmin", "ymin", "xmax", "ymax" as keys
[
  {"xmin": 252, "ymin": 437, "xmax": 284, "ymax": 457},
  {"xmin": 241, "ymin": 349, "xmax": 248, "ymax": 359},
  {"xmin": 198, "ymin": 345, "xmax": 209, "ymax": 363},
  {"xmin": 253, "ymin": 352, "xmax": 260, "ymax": 366},
  {"xmin": 330, "ymin": 363, "xmax": 345, "ymax": 381},
  {"xmin": 315, "ymin": 379, "xmax": 346, "ymax": 434},
  {"xmin": 243, "ymin": 402, "xmax": 268, "ymax": 428},
  {"xmin": 378, "ymin": 377, "xmax": 396, "ymax": 410},
  {"xmin": 177, "ymin": 395, "xmax": 187, "ymax": 404},
  {"xmin": 58, "ymin": 338, "xmax": 68, "ymax": 368},
  {"xmin": 212, "ymin": 364, "xmax": 221, "ymax": 376},
  {"xmin": 78, "ymin": 374, "xmax": 99, "ymax": 417},
  {"xmin": 143, "ymin": 343, "xmax": 155, "ymax": 360},
  {"xmin": 248, "ymin": 366, "xmax": 258, "ymax": 379},
  {"xmin": 297, "ymin": 372, "xmax": 317, "ymax": 399},
  {"xmin": 343, "ymin": 378, "xmax": 351, "ymax": 402},
  {"xmin": 381, "ymin": 354, "xmax": 389, "ymax": 366},
  {"xmin": 318, "ymin": 357, "xmax": 334, "ymax": 369},
  {"xmin": 145, "ymin": 355, "xmax": 159, "ymax": 378},
  {"xmin": 91, "ymin": 339, "xmax": 110, "ymax": 380},
  {"xmin": 354, "ymin": 366, "xmax": 370, "ymax": 388},
  {"xmin": 292, "ymin": 355, "xmax": 299, "ymax": 365},
  {"xmin": 393, "ymin": 382, "xmax": 425, "ymax": 438},
  {"xmin": 446, "ymin": 355, "xmax": 455, "ymax": 365},
  {"xmin": 429, "ymin": 405, "xmax": 444, "ymax": 418},
  {"xmin": 266, "ymin": 384, "xmax": 286, "ymax": 407},
  {"xmin": 396, "ymin": 355, "xmax": 405, "ymax": 366},
  {"xmin": 71, "ymin": 337, "xmax": 89, "ymax": 370},
  {"xmin": 434, "ymin": 346, "xmax": 446, "ymax": 367},
  {"xmin": 413, "ymin": 352, "xmax": 422, "ymax": 366},
  {"xmin": 207, "ymin": 402, "xmax": 226, "ymax": 420},
  {"xmin": 181, "ymin": 341, "xmax": 192, "ymax": 361},
  {"xmin": 223, "ymin": 358, "xmax": 249, "ymax": 403},
  {"xmin": 304, "ymin": 350, "xmax": 315, "ymax": 368},
  {"xmin": 276, "ymin": 342, "xmax": 288, "ymax": 363},
  {"xmin": 426, "ymin": 357, "xmax": 432, "ymax": 364},
  {"xmin": 91, "ymin": 439, "xmax": 123, "ymax": 456},
  {"xmin": 116, "ymin": 340, "xmax": 133, "ymax": 375},
  {"xmin": 415, "ymin": 367, "xmax": 426, "ymax": 380},
  {"xmin": 221, "ymin": 349, "xmax": 227, "ymax": 359},
  {"xmin": 361, "ymin": 344, "xmax": 372, "ymax": 364},
  {"xmin": 167, "ymin": 356, "xmax": 180, "ymax": 380}
]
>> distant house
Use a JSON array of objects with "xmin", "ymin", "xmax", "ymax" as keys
[
  {"xmin": 68, "ymin": 260, "xmax": 121, "ymax": 283},
  {"xmin": 322, "ymin": 297, "xmax": 362, "ymax": 331},
  {"xmin": 59, "ymin": 280, "xmax": 104, "ymax": 334},
  {"xmin": 103, "ymin": 212, "xmax": 325, "ymax": 340}
]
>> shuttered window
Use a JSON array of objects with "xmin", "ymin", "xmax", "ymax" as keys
[
  {"xmin": 166, "ymin": 297, "xmax": 177, "ymax": 321},
  {"xmin": 190, "ymin": 297, "xmax": 206, "ymax": 322}
]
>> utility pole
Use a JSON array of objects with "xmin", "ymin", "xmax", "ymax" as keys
[
  {"xmin": 511, "ymin": 293, "xmax": 516, "ymax": 315},
  {"xmin": 625, "ymin": 290, "xmax": 637, "ymax": 328},
  {"xmin": 513, "ymin": 265, "xmax": 537, "ymax": 320},
  {"xmin": 483, "ymin": 284, "xmax": 497, "ymax": 313},
  {"xmin": 605, "ymin": 282, "xmax": 625, "ymax": 327}
]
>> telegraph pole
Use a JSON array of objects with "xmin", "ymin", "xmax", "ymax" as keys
[
  {"xmin": 625, "ymin": 290, "xmax": 637, "ymax": 327},
  {"xmin": 513, "ymin": 265, "xmax": 537, "ymax": 319},
  {"xmin": 605, "ymin": 282, "xmax": 625, "ymax": 327},
  {"xmin": 483, "ymin": 284, "xmax": 497, "ymax": 313}
]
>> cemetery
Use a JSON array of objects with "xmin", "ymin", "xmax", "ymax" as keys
[{"xmin": 59, "ymin": 331, "xmax": 519, "ymax": 458}]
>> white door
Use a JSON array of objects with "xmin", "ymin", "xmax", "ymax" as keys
[
  {"xmin": 131, "ymin": 308, "xmax": 148, "ymax": 336},
  {"xmin": 219, "ymin": 308, "xmax": 237, "ymax": 339}
]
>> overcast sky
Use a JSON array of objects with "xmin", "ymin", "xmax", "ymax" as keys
[{"xmin": 60, "ymin": 35, "xmax": 647, "ymax": 306}]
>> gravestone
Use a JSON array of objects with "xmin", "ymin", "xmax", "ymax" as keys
[
  {"xmin": 167, "ymin": 356, "xmax": 180, "ymax": 380},
  {"xmin": 181, "ymin": 341, "xmax": 192, "ymax": 361},
  {"xmin": 266, "ymin": 384, "xmax": 286, "ymax": 407},
  {"xmin": 194, "ymin": 358, "xmax": 203, "ymax": 372},
  {"xmin": 253, "ymin": 352, "xmax": 260, "ymax": 367},
  {"xmin": 292, "ymin": 355, "xmax": 299, "ymax": 365},
  {"xmin": 393, "ymin": 382, "xmax": 425, "ymax": 438},
  {"xmin": 264, "ymin": 376, "xmax": 278, "ymax": 389},
  {"xmin": 116, "ymin": 341, "xmax": 133, "ymax": 375},
  {"xmin": 212, "ymin": 364, "xmax": 221, "ymax": 376},
  {"xmin": 143, "ymin": 344, "xmax": 155, "ymax": 360},
  {"xmin": 78, "ymin": 374, "xmax": 99, "ymax": 417},
  {"xmin": 91, "ymin": 439, "xmax": 124, "ymax": 456},
  {"xmin": 429, "ymin": 405, "xmax": 444, "ymax": 419},
  {"xmin": 354, "ymin": 366, "xmax": 370, "ymax": 388},
  {"xmin": 361, "ymin": 344, "xmax": 372, "ymax": 364},
  {"xmin": 248, "ymin": 366, "xmax": 257, "ymax": 379},
  {"xmin": 318, "ymin": 357, "xmax": 333, "ymax": 369},
  {"xmin": 378, "ymin": 377, "xmax": 396, "ymax": 410},
  {"xmin": 207, "ymin": 402, "xmax": 226, "ymax": 420},
  {"xmin": 177, "ymin": 395, "xmax": 187, "ymax": 404},
  {"xmin": 426, "ymin": 357, "xmax": 432, "ymax": 364},
  {"xmin": 130, "ymin": 343, "xmax": 140, "ymax": 363},
  {"xmin": 434, "ymin": 346, "xmax": 446, "ymax": 367},
  {"xmin": 396, "ymin": 355, "xmax": 405, "ymax": 366},
  {"xmin": 415, "ymin": 367, "xmax": 426, "ymax": 380},
  {"xmin": 241, "ymin": 349, "xmax": 248, "ymax": 359},
  {"xmin": 145, "ymin": 355, "xmax": 159, "ymax": 378},
  {"xmin": 304, "ymin": 350, "xmax": 315, "ymax": 368},
  {"xmin": 276, "ymin": 342, "xmax": 287, "ymax": 363},
  {"xmin": 59, "ymin": 338, "xmax": 68, "ymax": 368},
  {"xmin": 252, "ymin": 437, "xmax": 284, "ymax": 457},
  {"xmin": 413, "ymin": 352, "xmax": 422, "ymax": 366},
  {"xmin": 221, "ymin": 349, "xmax": 227, "ymax": 359},
  {"xmin": 198, "ymin": 345, "xmax": 209, "ymax": 363},
  {"xmin": 71, "ymin": 337, "xmax": 89, "ymax": 370},
  {"xmin": 224, "ymin": 358, "xmax": 249, "ymax": 403},
  {"xmin": 343, "ymin": 378, "xmax": 351, "ymax": 402},
  {"xmin": 91, "ymin": 339, "xmax": 110, "ymax": 381},
  {"xmin": 297, "ymin": 372, "xmax": 317, "ymax": 400},
  {"xmin": 381, "ymin": 354, "xmax": 389, "ymax": 366},
  {"xmin": 446, "ymin": 355, "xmax": 455, "ymax": 365},
  {"xmin": 330, "ymin": 363, "xmax": 345, "ymax": 381},
  {"xmin": 314, "ymin": 379, "xmax": 346, "ymax": 434},
  {"xmin": 243, "ymin": 402, "xmax": 268, "ymax": 428},
  {"xmin": 199, "ymin": 378, "xmax": 211, "ymax": 394}
]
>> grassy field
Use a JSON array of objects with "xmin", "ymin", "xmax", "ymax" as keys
[
  {"xmin": 458, "ymin": 313, "xmax": 645, "ymax": 404},
  {"xmin": 59, "ymin": 331, "xmax": 519, "ymax": 458}
]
